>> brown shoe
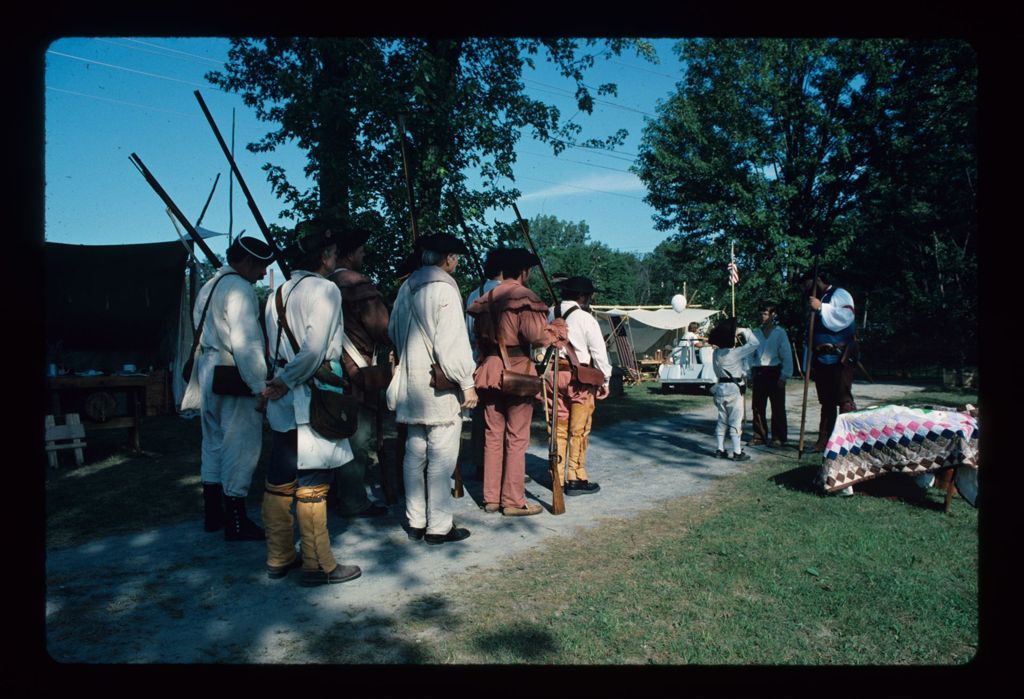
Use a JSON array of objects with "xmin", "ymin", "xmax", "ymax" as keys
[
  {"xmin": 483, "ymin": 503, "xmax": 501, "ymax": 513},
  {"xmin": 301, "ymin": 563, "xmax": 362, "ymax": 587},
  {"xmin": 501, "ymin": 503, "xmax": 543, "ymax": 517},
  {"xmin": 749, "ymin": 436, "xmax": 766, "ymax": 446}
]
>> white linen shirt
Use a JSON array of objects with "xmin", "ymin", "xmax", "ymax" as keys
[
  {"xmin": 752, "ymin": 324, "xmax": 793, "ymax": 378},
  {"xmin": 265, "ymin": 271, "xmax": 344, "ymax": 430},
  {"xmin": 712, "ymin": 329, "xmax": 760, "ymax": 382},
  {"xmin": 192, "ymin": 265, "xmax": 268, "ymax": 394},
  {"xmin": 264, "ymin": 270, "xmax": 353, "ymax": 469},
  {"xmin": 818, "ymin": 286, "xmax": 856, "ymax": 332},
  {"xmin": 548, "ymin": 301, "xmax": 612, "ymax": 383},
  {"xmin": 388, "ymin": 267, "xmax": 476, "ymax": 425}
]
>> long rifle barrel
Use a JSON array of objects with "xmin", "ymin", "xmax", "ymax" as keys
[
  {"xmin": 397, "ymin": 116, "xmax": 420, "ymax": 241},
  {"xmin": 129, "ymin": 153, "xmax": 221, "ymax": 268},
  {"xmin": 195, "ymin": 172, "xmax": 220, "ymax": 228},
  {"xmin": 193, "ymin": 90, "xmax": 290, "ymax": 278},
  {"xmin": 511, "ymin": 202, "xmax": 558, "ymax": 308},
  {"xmin": 449, "ymin": 195, "xmax": 487, "ymax": 285}
]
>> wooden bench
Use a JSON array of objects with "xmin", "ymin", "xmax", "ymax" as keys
[{"xmin": 45, "ymin": 413, "xmax": 86, "ymax": 468}]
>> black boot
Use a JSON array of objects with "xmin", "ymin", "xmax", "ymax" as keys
[
  {"xmin": 223, "ymin": 495, "xmax": 266, "ymax": 541},
  {"xmin": 202, "ymin": 483, "xmax": 224, "ymax": 532}
]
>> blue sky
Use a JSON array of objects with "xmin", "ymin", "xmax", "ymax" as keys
[{"xmin": 44, "ymin": 37, "xmax": 684, "ymax": 273}]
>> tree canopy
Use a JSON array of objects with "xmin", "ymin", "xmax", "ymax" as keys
[
  {"xmin": 207, "ymin": 37, "xmax": 654, "ymax": 293},
  {"xmin": 634, "ymin": 38, "xmax": 976, "ymax": 373}
]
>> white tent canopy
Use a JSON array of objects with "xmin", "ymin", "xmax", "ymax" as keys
[{"xmin": 593, "ymin": 305, "xmax": 720, "ymax": 363}]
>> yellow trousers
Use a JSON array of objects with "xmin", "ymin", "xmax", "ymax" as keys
[{"xmin": 555, "ymin": 399, "xmax": 596, "ymax": 486}]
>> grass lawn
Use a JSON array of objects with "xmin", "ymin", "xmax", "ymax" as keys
[
  {"xmin": 381, "ymin": 451, "xmax": 978, "ymax": 665},
  {"xmin": 46, "ymin": 381, "xmax": 978, "ymax": 665}
]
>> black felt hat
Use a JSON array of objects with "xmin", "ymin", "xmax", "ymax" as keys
[
  {"xmin": 501, "ymin": 247, "xmax": 540, "ymax": 270},
  {"xmin": 228, "ymin": 236, "xmax": 275, "ymax": 262},
  {"xmin": 418, "ymin": 232, "xmax": 470, "ymax": 255},
  {"xmin": 336, "ymin": 227, "xmax": 371, "ymax": 257},
  {"xmin": 293, "ymin": 218, "xmax": 342, "ymax": 254},
  {"xmin": 556, "ymin": 275, "xmax": 599, "ymax": 294}
]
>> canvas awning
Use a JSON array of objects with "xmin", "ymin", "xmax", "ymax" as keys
[{"xmin": 593, "ymin": 306, "xmax": 719, "ymax": 359}]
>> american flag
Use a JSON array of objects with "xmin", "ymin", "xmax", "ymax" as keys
[{"xmin": 728, "ymin": 260, "xmax": 739, "ymax": 285}]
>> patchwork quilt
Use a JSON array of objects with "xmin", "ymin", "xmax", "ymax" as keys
[{"xmin": 818, "ymin": 405, "xmax": 979, "ymax": 494}]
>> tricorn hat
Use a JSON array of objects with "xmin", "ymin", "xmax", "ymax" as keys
[
  {"xmin": 418, "ymin": 232, "xmax": 470, "ymax": 256},
  {"xmin": 335, "ymin": 227, "xmax": 371, "ymax": 257},
  {"xmin": 228, "ymin": 236, "xmax": 275, "ymax": 262},
  {"xmin": 556, "ymin": 275, "xmax": 599, "ymax": 295},
  {"xmin": 501, "ymin": 247, "xmax": 540, "ymax": 271}
]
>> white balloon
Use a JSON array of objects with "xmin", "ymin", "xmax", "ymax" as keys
[{"xmin": 671, "ymin": 294, "xmax": 687, "ymax": 312}]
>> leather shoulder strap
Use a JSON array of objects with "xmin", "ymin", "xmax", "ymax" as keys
[
  {"xmin": 189, "ymin": 272, "xmax": 240, "ymax": 354},
  {"xmin": 275, "ymin": 275, "xmax": 311, "ymax": 354}
]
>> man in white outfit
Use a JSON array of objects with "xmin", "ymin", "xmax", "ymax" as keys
[
  {"xmin": 185, "ymin": 236, "xmax": 273, "ymax": 541},
  {"xmin": 388, "ymin": 233, "xmax": 478, "ymax": 545},
  {"xmin": 708, "ymin": 317, "xmax": 760, "ymax": 461},
  {"xmin": 261, "ymin": 221, "xmax": 362, "ymax": 585},
  {"xmin": 548, "ymin": 276, "xmax": 612, "ymax": 495}
]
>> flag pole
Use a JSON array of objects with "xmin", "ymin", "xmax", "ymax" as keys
[{"xmin": 730, "ymin": 242, "xmax": 736, "ymax": 318}]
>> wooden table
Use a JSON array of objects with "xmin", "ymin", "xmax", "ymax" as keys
[{"xmin": 46, "ymin": 375, "xmax": 149, "ymax": 451}]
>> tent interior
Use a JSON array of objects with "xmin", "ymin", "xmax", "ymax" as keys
[
  {"xmin": 593, "ymin": 305, "xmax": 720, "ymax": 367},
  {"xmin": 45, "ymin": 241, "xmax": 194, "ymax": 414}
]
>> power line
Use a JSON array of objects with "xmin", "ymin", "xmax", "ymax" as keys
[
  {"xmin": 46, "ymin": 86, "xmax": 195, "ymax": 117},
  {"xmin": 523, "ymin": 79, "xmax": 656, "ymax": 117},
  {"xmin": 518, "ymin": 149, "xmax": 634, "ymax": 174},
  {"xmin": 122, "ymin": 38, "xmax": 225, "ymax": 66},
  {"xmin": 608, "ymin": 58, "xmax": 681, "ymax": 80},
  {"xmin": 45, "ymin": 86, "xmax": 267, "ymax": 137},
  {"xmin": 46, "ymin": 50, "xmax": 220, "ymax": 91},
  {"xmin": 94, "ymin": 38, "xmax": 224, "ymax": 67}
]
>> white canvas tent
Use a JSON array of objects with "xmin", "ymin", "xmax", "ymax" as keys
[{"xmin": 592, "ymin": 306, "xmax": 719, "ymax": 383}]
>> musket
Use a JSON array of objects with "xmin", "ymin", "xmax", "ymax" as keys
[
  {"xmin": 510, "ymin": 202, "xmax": 565, "ymax": 514},
  {"xmin": 129, "ymin": 153, "xmax": 221, "ymax": 268},
  {"xmin": 449, "ymin": 194, "xmax": 487, "ymax": 287},
  {"xmin": 397, "ymin": 116, "xmax": 420, "ymax": 242},
  {"xmin": 195, "ymin": 173, "xmax": 220, "ymax": 229},
  {"xmin": 193, "ymin": 90, "xmax": 290, "ymax": 279}
]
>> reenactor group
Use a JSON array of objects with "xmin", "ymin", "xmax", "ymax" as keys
[{"xmin": 182, "ymin": 218, "xmax": 612, "ymax": 587}]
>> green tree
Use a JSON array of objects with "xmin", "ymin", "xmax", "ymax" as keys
[
  {"xmin": 634, "ymin": 39, "xmax": 976, "ymax": 371},
  {"xmin": 207, "ymin": 38, "xmax": 654, "ymax": 288}
]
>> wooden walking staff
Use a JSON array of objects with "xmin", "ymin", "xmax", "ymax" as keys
[
  {"xmin": 511, "ymin": 202, "xmax": 565, "ymax": 514},
  {"xmin": 797, "ymin": 249, "xmax": 821, "ymax": 461}
]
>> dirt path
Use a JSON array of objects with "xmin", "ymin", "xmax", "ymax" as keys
[{"xmin": 45, "ymin": 381, "xmax": 922, "ymax": 663}]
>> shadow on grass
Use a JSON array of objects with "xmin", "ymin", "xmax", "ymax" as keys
[
  {"xmin": 768, "ymin": 462, "xmax": 952, "ymax": 512},
  {"xmin": 769, "ymin": 463, "xmax": 821, "ymax": 495},
  {"xmin": 469, "ymin": 621, "xmax": 559, "ymax": 662}
]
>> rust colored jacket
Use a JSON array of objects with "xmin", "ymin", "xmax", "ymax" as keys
[
  {"xmin": 329, "ymin": 268, "xmax": 390, "ymax": 378},
  {"xmin": 466, "ymin": 280, "xmax": 567, "ymax": 390}
]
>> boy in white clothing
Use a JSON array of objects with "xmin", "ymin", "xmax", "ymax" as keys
[{"xmin": 708, "ymin": 318, "xmax": 760, "ymax": 461}]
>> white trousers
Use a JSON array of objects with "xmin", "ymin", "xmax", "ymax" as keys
[
  {"xmin": 712, "ymin": 384, "xmax": 744, "ymax": 437},
  {"xmin": 402, "ymin": 420, "xmax": 461, "ymax": 535},
  {"xmin": 197, "ymin": 354, "xmax": 263, "ymax": 497}
]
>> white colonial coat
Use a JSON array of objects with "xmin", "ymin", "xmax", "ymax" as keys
[
  {"xmin": 387, "ymin": 266, "xmax": 476, "ymax": 425},
  {"xmin": 265, "ymin": 270, "xmax": 353, "ymax": 470}
]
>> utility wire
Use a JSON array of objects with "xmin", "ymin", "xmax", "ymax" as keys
[
  {"xmin": 46, "ymin": 50, "xmax": 223, "ymax": 91},
  {"xmin": 122, "ymin": 38, "xmax": 226, "ymax": 65}
]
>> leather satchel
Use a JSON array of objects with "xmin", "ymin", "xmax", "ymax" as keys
[
  {"xmin": 498, "ymin": 341, "xmax": 543, "ymax": 398},
  {"xmin": 565, "ymin": 344, "xmax": 605, "ymax": 387},
  {"xmin": 212, "ymin": 365, "xmax": 253, "ymax": 396},
  {"xmin": 429, "ymin": 363, "xmax": 458, "ymax": 391},
  {"xmin": 274, "ymin": 281, "xmax": 359, "ymax": 440}
]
